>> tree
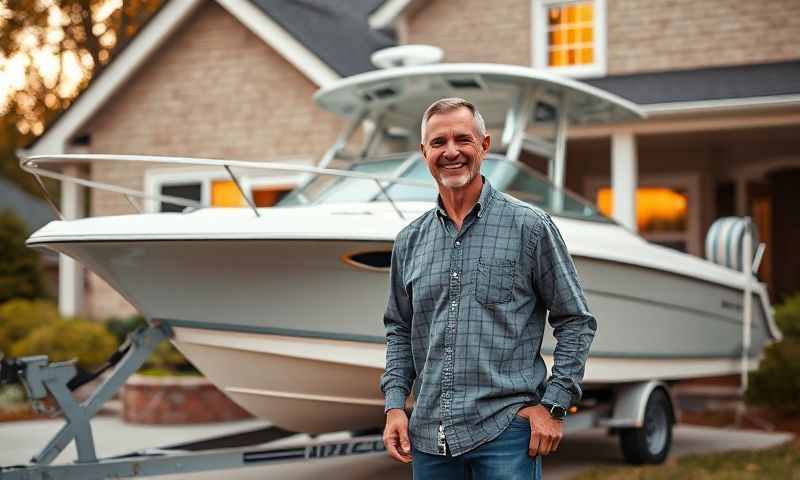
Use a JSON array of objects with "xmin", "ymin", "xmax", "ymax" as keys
[
  {"xmin": 0, "ymin": 0, "xmax": 163, "ymax": 195},
  {"xmin": 0, "ymin": 209, "xmax": 46, "ymax": 304}
]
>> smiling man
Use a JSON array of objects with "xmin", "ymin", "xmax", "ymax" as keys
[{"xmin": 380, "ymin": 98, "xmax": 597, "ymax": 479}]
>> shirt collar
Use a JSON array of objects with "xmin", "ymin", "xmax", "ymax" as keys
[{"xmin": 436, "ymin": 176, "xmax": 494, "ymax": 223}]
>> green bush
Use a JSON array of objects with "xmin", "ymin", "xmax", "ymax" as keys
[
  {"xmin": 774, "ymin": 293, "xmax": 800, "ymax": 339},
  {"xmin": 11, "ymin": 319, "xmax": 118, "ymax": 371},
  {"xmin": 0, "ymin": 210, "xmax": 46, "ymax": 304},
  {"xmin": 0, "ymin": 299, "xmax": 60, "ymax": 354},
  {"xmin": 746, "ymin": 293, "xmax": 800, "ymax": 415}
]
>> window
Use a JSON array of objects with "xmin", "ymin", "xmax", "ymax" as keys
[
  {"xmin": 144, "ymin": 169, "xmax": 300, "ymax": 213},
  {"xmin": 532, "ymin": 0, "xmax": 606, "ymax": 78},
  {"xmin": 585, "ymin": 174, "xmax": 702, "ymax": 256}
]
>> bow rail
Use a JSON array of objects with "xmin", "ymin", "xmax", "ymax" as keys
[{"xmin": 21, "ymin": 154, "xmax": 436, "ymax": 220}]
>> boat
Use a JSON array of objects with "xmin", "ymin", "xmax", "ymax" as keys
[{"xmin": 22, "ymin": 59, "xmax": 780, "ymax": 435}]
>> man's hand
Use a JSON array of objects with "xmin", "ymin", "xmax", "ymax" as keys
[
  {"xmin": 516, "ymin": 404, "xmax": 564, "ymax": 456},
  {"xmin": 383, "ymin": 408, "xmax": 412, "ymax": 463}
]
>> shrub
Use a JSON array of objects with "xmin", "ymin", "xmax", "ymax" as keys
[
  {"xmin": 11, "ymin": 319, "xmax": 118, "ymax": 371},
  {"xmin": 0, "ymin": 210, "xmax": 46, "ymax": 304},
  {"xmin": 0, "ymin": 299, "xmax": 60, "ymax": 354},
  {"xmin": 746, "ymin": 293, "xmax": 800, "ymax": 415},
  {"xmin": 746, "ymin": 339, "xmax": 800, "ymax": 416},
  {"xmin": 774, "ymin": 293, "xmax": 800, "ymax": 340}
]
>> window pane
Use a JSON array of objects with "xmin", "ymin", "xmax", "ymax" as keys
[
  {"xmin": 567, "ymin": 48, "xmax": 577, "ymax": 65},
  {"xmin": 212, "ymin": 180, "xmax": 244, "ymax": 207},
  {"xmin": 566, "ymin": 4, "xmax": 577, "ymax": 23},
  {"xmin": 578, "ymin": 3, "xmax": 593, "ymax": 22},
  {"xmin": 580, "ymin": 47, "xmax": 594, "ymax": 64},
  {"xmin": 253, "ymin": 188, "xmax": 291, "ymax": 207},
  {"xmin": 548, "ymin": 7, "xmax": 561, "ymax": 25},
  {"xmin": 160, "ymin": 183, "xmax": 201, "ymax": 213},
  {"xmin": 567, "ymin": 28, "xmax": 577, "ymax": 43},
  {"xmin": 597, "ymin": 187, "xmax": 689, "ymax": 232},
  {"xmin": 581, "ymin": 27, "xmax": 593, "ymax": 42}
]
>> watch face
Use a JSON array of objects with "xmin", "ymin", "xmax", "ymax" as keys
[{"xmin": 551, "ymin": 405, "xmax": 567, "ymax": 419}]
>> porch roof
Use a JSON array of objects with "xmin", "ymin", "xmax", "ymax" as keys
[{"xmin": 586, "ymin": 60, "xmax": 800, "ymax": 105}]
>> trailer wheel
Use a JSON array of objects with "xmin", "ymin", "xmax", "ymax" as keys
[{"xmin": 619, "ymin": 388, "xmax": 672, "ymax": 464}]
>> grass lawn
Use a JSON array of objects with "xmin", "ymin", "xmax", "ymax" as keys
[{"xmin": 572, "ymin": 439, "xmax": 800, "ymax": 480}]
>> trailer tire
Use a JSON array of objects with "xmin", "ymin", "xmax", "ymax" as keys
[{"xmin": 619, "ymin": 388, "xmax": 672, "ymax": 464}]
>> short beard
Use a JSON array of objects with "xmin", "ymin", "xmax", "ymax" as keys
[{"xmin": 439, "ymin": 171, "xmax": 472, "ymax": 188}]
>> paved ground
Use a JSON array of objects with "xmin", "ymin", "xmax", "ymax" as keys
[{"xmin": 0, "ymin": 417, "xmax": 794, "ymax": 479}]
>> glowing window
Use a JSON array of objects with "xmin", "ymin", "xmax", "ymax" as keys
[
  {"xmin": 547, "ymin": 1, "xmax": 594, "ymax": 67},
  {"xmin": 597, "ymin": 187, "xmax": 688, "ymax": 233},
  {"xmin": 211, "ymin": 180, "xmax": 244, "ymax": 207}
]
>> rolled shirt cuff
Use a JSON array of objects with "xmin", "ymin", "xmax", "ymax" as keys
[
  {"xmin": 541, "ymin": 382, "xmax": 573, "ymax": 408},
  {"xmin": 383, "ymin": 388, "xmax": 408, "ymax": 413}
]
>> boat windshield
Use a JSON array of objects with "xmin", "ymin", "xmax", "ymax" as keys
[{"xmin": 278, "ymin": 153, "xmax": 612, "ymax": 223}]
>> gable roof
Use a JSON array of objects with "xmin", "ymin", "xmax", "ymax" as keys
[
  {"xmin": 25, "ymin": 0, "xmax": 395, "ymax": 155},
  {"xmin": 586, "ymin": 61, "xmax": 800, "ymax": 107},
  {"xmin": 251, "ymin": 0, "xmax": 394, "ymax": 77}
]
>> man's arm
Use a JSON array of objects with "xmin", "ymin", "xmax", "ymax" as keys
[
  {"xmin": 532, "ymin": 214, "xmax": 597, "ymax": 409},
  {"xmin": 380, "ymin": 238, "xmax": 415, "ymax": 463}
]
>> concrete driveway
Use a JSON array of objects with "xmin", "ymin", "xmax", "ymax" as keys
[{"xmin": 0, "ymin": 417, "xmax": 793, "ymax": 479}]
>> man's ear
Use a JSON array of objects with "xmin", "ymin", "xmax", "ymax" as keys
[
  {"xmin": 482, "ymin": 134, "xmax": 491, "ymax": 154},
  {"xmin": 419, "ymin": 142, "xmax": 426, "ymax": 156}
]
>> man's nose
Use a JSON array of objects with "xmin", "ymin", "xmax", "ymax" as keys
[{"xmin": 442, "ymin": 140, "xmax": 459, "ymax": 160}]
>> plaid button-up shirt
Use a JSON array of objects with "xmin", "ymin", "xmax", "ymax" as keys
[{"xmin": 380, "ymin": 178, "xmax": 597, "ymax": 456}]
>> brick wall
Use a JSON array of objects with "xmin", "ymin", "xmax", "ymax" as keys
[
  {"xmin": 607, "ymin": 0, "xmax": 800, "ymax": 74},
  {"xmin": 406, "ymin": 0, "xmax": 531, "ymax": 65},
  {"xmin": 406, "ymin": 0, "xmax": 800, "ymax": 74},
  {"xmin": 82, "ymin": 2, "xmax": 343, "ymax": 319}
]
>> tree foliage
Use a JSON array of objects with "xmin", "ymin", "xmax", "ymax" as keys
[
  {"xmin": 0, "ymin": 0, "xmax": 163, "ymax": 194},
  {"xmin": 0, "ymin": 209, "xmax": 45, "ymax": 304}
]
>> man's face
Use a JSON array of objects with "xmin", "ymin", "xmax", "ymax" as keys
[{"xmin": 420, "ymin": 107, "xmax": 491, "ymax": 190}]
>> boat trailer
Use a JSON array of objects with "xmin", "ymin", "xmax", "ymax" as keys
[{"xmin": 0, "ymin": 324, "xmax": 386, "ymax": 480}]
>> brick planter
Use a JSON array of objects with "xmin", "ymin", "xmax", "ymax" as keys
[{"xmin": 122, "ymin": 375, "xmax": 252, "ymax": 424}]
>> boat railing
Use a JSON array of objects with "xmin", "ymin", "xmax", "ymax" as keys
[{"xmin": 20, "ymin": 154, "xmax": 437, "ymax": 221}]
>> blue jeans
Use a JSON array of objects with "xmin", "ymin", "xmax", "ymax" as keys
[{"xmin": 411, "ymin": 415, "xmax": 542, "ymax": 479}]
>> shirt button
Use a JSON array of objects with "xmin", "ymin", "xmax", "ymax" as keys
[{"xmin": 455, "ymin": 241, "xmax": 461, "ymax": 247}]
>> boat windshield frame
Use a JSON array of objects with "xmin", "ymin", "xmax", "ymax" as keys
[{"xmin": 277, "ymin": 151, "xmax": 616, "ymax": 225}]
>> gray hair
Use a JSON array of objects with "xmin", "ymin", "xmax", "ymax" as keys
[{"xmin": 420, "ymin": 97, "xmax": 487, "ymax": 141}]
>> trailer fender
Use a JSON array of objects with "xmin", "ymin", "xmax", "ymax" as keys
[{"xmin": 605, "ymin": 381, "xmax": 676, "ymax": 429}]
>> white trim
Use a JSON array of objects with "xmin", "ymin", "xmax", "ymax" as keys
[
  {"xmin": 568, "ymin": 109, "xmax": 800, "ymax": 139},
  {"xmin": 28, "ymin": 0, "xmax": 205, "ymax": 156},
  {"xmin": 531, "ymin": 0, "xmax": 607, "ymax": 79},
  {"xmin": 642, "ymin": 94, "xmax": 800, "ymax": 115},
  {"xmin": 216, "ymin": 0, "xmax": 339, "ymax": 87},
  {"xmin": 368, "ymin": 0, "xmax": 413, "ymax": 29}
]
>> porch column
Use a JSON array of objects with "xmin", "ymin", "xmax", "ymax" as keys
[
  {"xmin": 59, "ymin": 164, "xmax": 84, "ymax": 317},
  {"xmin": 611, "ymin": 132, "xmax": 638, "ymax": 231}
]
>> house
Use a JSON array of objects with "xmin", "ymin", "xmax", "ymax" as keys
[{"xmin": 22, "ymin": 0, "xmax": 800, "ymax": 319}]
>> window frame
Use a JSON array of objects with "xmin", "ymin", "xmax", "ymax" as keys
[
  {"xmin": 144, "ymin": 168, "xmax": 303, "ymax": 213},
  {"xmin": 531, "ymin": 0, "xmax": 607, "ymax": 78}
]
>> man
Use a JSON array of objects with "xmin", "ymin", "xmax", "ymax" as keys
[{"xmin": 380, "ymin": 97, "xmax": 597, "ymax": 479}]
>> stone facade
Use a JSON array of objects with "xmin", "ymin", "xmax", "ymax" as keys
[{"xmin": 83, "ymin": 2, "xmax": 343, "ymax": 318}]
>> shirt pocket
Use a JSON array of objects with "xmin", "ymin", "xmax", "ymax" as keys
[{"xmin": 474, "ymin": 257, "xmax": 515, "ymax": 305}]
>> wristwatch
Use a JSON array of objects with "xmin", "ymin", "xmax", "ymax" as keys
[{"xmin": 541, "ymin": 402, "xmax": 567, "ymax": 421}]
